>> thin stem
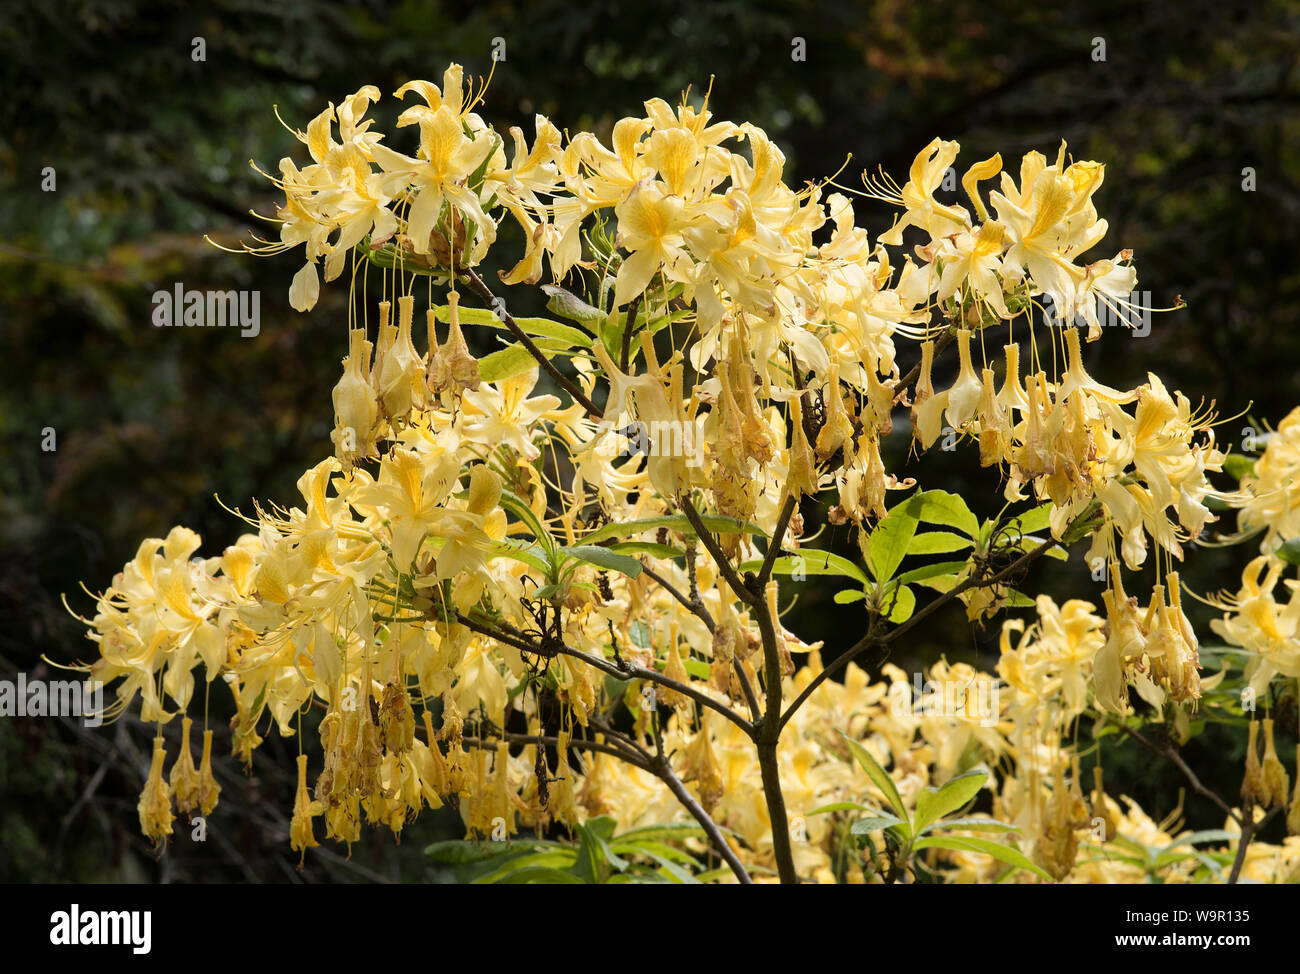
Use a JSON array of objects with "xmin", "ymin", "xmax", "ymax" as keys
[
  {"xmin": 1117, "ymin": 724, "xmax": 1238, "ymax": 823},
  {"xmin": 460, "ymin": 268, "xmax": 603, "ymax": 418},
  {"xmin": 654, "ymin": 749, "xmax": 754, "ymax": 884},
  {"xmin": 757, "ymin": 493, "xmax": 798, "ymax": 588},
  {"xmin": 679, "ymin": 496, "xmax": 760, "ymax": 607},
  {"xmin": 638, "ymin": 559, "xmax": 761, "ymax": 724},
  {"xmin": 464, "ymin": 732, "xmax": 645, "ymax": 769},
  {"xmin": 620, "ymin": 293, "xmax": 642, "ymax": 375},
  {"xmin": 752, "ymin": 592, "xmax": 798, "ymax": 884},
  {"xmin": 455, "ymin": 612, "xmax": 754, "ymax": 737},
  {"xmin": 641, "ymin": 562, "xmax": 715, "ymax": 631}
]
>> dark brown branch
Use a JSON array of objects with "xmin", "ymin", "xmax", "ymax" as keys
[
  {"xmin": 757, "ymin": 493, "xmax": 798, "ymax": 588},
  {"xmin": 620, "ymin": 293, "xmax": 642, "ymax": 375},
  {"xmin": 678, "ymin": 496, "xmax": 761, "ymax": 607},
  {"xmin": 455, "ymin": 611, "xmax": 753, "ymax": 737}
]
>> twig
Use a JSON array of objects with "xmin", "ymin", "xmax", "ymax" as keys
[
  {"xmin": 780, "ymin": 536, "xmax": 1059, "ymax": 731},
  {"xmin": 459, "ymin": 268, "xmax": 603, "ymax": 418},
  {"xmin": 1117, "ymin": 724, "xmax": 1238, "ymax": 823},
  {"xmin": 620, "ymin": 293, "xmax": 642, "ymax": 375},
  {"xmin": 757, "ymin": 493, "xmax": 798, "ymax": 588},
  {"xmin": 679, "ymin": 496, "xmax": 760, "ymax": 607},
  {"xmin": 455, "ymin": 611, "xmax": 753, "ymax": 737}
]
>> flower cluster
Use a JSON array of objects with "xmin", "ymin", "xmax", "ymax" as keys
[{"xmin": 72, "ymin": 65, "xmax": 1300, "ymax": 882}]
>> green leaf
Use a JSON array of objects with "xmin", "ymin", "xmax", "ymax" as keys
[
  {"xmin": 579, "ymin": 513, "xmax": 763, "ymax": 546},
  {"xmin": 1007, "ymin": 502, "xmax": 1053, "ymax": 536},
  {"xmin": 572, "ymin": 816, "xmax": 627, "ymax": 882},
  {"xmin": 882, "ymin": 583, "xmax": 915, "ymax": 623},
  {"xmin": 488, "ymin": 539, "xmax": 550, "ymax": 575},
  {"xmin": 866, "ymin": 495, "xmax": 922, "ymax": 582},
  {"xmin": 833, "ymin": 589, "xmax": 865, "ymax": 604},
  {"xmin": 471, "ymin": 850, "xmax": 580, "ymax": 883},
  {"xmin": 1274, "ymin": 539, "xmax": 1300, "ymax": 566},
  {"xmin": 542, "ymin": 284, "xmax": 606, "ymax": 326},
  {"xmin": 849, "ymin": 812, "xmax": 908, "ymax": 835},
  {"xmin": 638, "ymin": 850, "xmax": 702, "ymax": 884},
  {"xmin": 499, "ymin": 490, "xmax": 555, "ymax": 560},
  {"xmin": 1062, "ymin": 499, "xmax": 1104, "ymax": 544},
  {"xmin": 909, "ymin": 489, "xmax": 980, "ymax": 537},
  {"xmin": 477, "ymin": 343, "xmax": 538, "ymax": 383},
  {"xmin": 432, "ymin": 302, "xmax": 593, "ymax": 347},
  {"xmin": 424, "ymin": 839, "xmax": 554, "ymax": 864},
  {"xmin": 907, "ymin": 531, "xmax": 975, "ymax": 556},
  {"xmin": 610, "ymin": 823, "xmax": 709, "ymax": 844},
  {"xmin": 1158, "ymin": 829, "xmax": 1236, "ymax": 851},
  {"xmin": 561, "ymin": 545, "xmax": 643, "ymax": 578},
  {"xmin": 838, "ymin": 731, "xmax": 909, "ymax": 827},
  {"xmin": 932, "ymin": 817, "xmax": 1020, "ymax": 833},
  {"xmin": 807, "ymin": 801, "xmax": 873, "ymax": 816},
  {"xmin": 913, "ymin": 770, "xmax": 988, "ymax": 835},
  {"xmin": 896, "ymin": 560, "xmax": 969, "ymax": 585},
  {"xmin": 607, "ymin": 541, "xmax": 685, "ymax": 559},
  {"xmin": 1222, "ymin": 454, "xmax": 1257, "ymax": 481},
  {"xmin": 912, "ymin": 835, "xmax": 1054, "ymax": 881},
  {"xmin": 681, "ymin": 657, "xmax": 710, "ymax": 680},
  {"xmin": 738, "ymin": 549, "xmax": 869, "ymax": 586}
]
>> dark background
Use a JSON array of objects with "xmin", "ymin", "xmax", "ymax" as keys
[{"xmin": 1, "ymin": 0, "xmax": 1297, "ymax": 881}]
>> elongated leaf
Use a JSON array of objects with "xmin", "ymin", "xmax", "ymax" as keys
[
  {"xmin": 910, "ymin": 490, "xmax": 980, "ymax": 537},
  {"xmin": 472, "ymin": 851, "xmax": 580, "ymax": 883},
  {"xmin": 1275, "ymin": 539, "xmax": 1300, "ymax": 566},
  {"xmin": 867, "ymin": 494, "xmax": 923, "ymax": 582},
  {"xmin": 850, "ymin": 813, "xmax": 908, "ymax": 835},
  {"xmin": 896, "ymin": 560, "xmax": 969, "ymax": 585},
  {"xmin": 608, "ymin": 541, "xmax": 685, "ymax": 559},
  {"xmin": 808, "ymin": 801, "xmax": 873, "ymax": 816},
  {"xmin": 838, "ymin": 731, "xmax": 909, "ymax": 827},
  {"xmin": 912, "ymin": 835, "xmax": 1054, "ymax": 881},
  {"xmin": 1158, "ymin": 829, "xmax": 1236, "ymax": 851},
  {"xmin": 542, "ymin": 284, "xmax": 606, "ymax": 326},
  {"xmin": 1006, "ymin": 502, "xmax": 1053, "ymax": 536},
  {"xmin": 499, "ymin": 490, "xmax": 555, "ymax": 559},
  {"xmin": 883, "ymin": 583, "xmax": 915, "ymax": 623},
  {"xmin": 640, "ymin": 850, "xmax": 702, "ymax": 884},
  {"xmin": 487, "ymin": 539, "xmax": 550, "ymax": 575},
  {"xmin": 738, "ymin": 549, "xmax": 869, "ymax": 586},
  {"xmin": 478, "ymin": 343, "xmax": 537, "ymax": 383},
  {"xmin": 908, "ymin": 531, "xmax": 975, "ymax": 556},
  {"xmin": 432, "ymin": 302, "xmax": 593, "ymax": 347},
  {"xmin": 425, "ymin": 838, "xmax": 555, "ymax": 863},
  {"xmin": 915, "ymin": 573, "xmax": 961, "ymax": 593},
  {"xmin": 562, "ymin": 545, "xmax": 643, "ymax": 578},
  {"xmin": 913, "ymin": 770, "xmax": 988, "ymax": 835},
  {"xmin": 833, "ymin": 589, "xmax": 865, "ymax": 604},
  {"xmin": 933, "ymin": 817, "xmax": 1020, "ymax": 833},
  {"xmin": 573, "ymin": 816, "xmax": 627, "ymax": 882},
  {"xmin": 579, "ymin": 513, "xmax": 763, "ymax": 545},
  {"xmin": 489, "ymin": 866, "xmax": 587, "ymax": 884},
  {"xmin": 1222, "ymin": 454, "xmax": 1256, "ymax": 481},
  {"xmin": 611, "ymin": 823, "xmax": 710, "ymax": 843}
]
